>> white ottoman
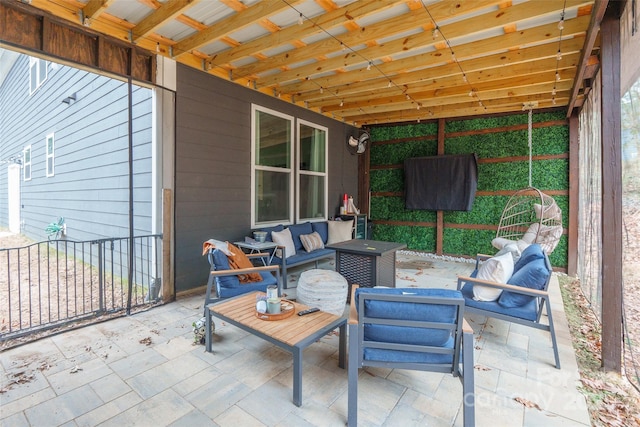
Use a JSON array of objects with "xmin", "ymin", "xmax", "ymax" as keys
[{"xmin": 296, "ymin": 269, "xmax": 348, "ymax": 316}]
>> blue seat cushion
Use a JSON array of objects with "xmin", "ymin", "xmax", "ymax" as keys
[
  {"xmin": 271, "ymin": 247, "xmax": 334, "ymax": 266},
  {"xmin": 498, "ymin": 257, "xmax": 550, "ymax": 308},
  {"xmin": 363, "ymin": 337, "xmax": 455, "ymax": 364},
  {"xmin": 311, "ymin": 221, "xmax": 329, "ymax": 244},
  {"xmin": 460, "ymin": 282, "xmax": 538, "ymax": 321},
  {"xmin": 513, "ymin": 243, "xmax": 545, "ymax": 274},
  {"xmin": 260, "ymin": 224, "xmax": 284, "ymax": 242},
  {"xmin": 288, "ymin": 222, "xmax": 313, "ymax": 251},
  {"xmin": 217, "ymin": 271, "xmax": 277, "ymax": 299},
  {"xmin": 355, "ymin": 288, "xmax": 462, "ymax": 347},
  {"xmin": 211, "ymin": 249, "xmax": 240, "ymax": 289}
]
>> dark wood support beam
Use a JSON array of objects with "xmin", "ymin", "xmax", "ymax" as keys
[
  {"xmin": 567, "ymin": 112, "xmax": 579, "ymax": 276},
  {"xmin": 436, "ymin": 118, "xmax": 445, "ymax": 256},
  {"xmin": 0, "ymin": 0, "xmax": 154, "ymax": 85},
  {"xmin": 600, "ymin": 1, "xmax": 623, "ymax": 373},
  {"xmin": 567, "ymin": 0, "xmax": 609, "ymax": 117}
]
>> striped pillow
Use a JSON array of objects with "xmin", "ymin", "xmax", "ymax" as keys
[{"xmin": 300, "ymin": 232, "xmax": 324, "ymax": 252}]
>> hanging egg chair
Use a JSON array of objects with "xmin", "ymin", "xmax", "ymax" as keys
[{"xmin": 491, "ymin": 106, "xmax": 563, "ymax": 255}]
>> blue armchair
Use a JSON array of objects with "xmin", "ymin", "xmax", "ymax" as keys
[
  {"xmin": 456, "ymin": 243, "xmax": 560, "ymax": 369},
  {"xmin": 347, "ymin": 286, "xmax": 475, "ymax": 427},
  {"xmin": 204, "ymin": 248, "xmax": 281, "ymax": 306}
]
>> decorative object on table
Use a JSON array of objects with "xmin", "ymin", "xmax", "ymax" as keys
[
  {"xmin": 255, "ymin": 298, "xmax": 295, "ymax": 320},
  {"xmin": 253, "ymin": 231, "xmax": 267, "ymax": 243},
  {"xmin": 346, "ymin": 196, "xmax": 359, "ymax": 214},
  {"xmin": 296, "ymin": 269, "xmax": 348, "ymax": 316}
]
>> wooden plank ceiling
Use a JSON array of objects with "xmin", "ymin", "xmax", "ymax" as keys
[{"xmin": 21, "ymin": 0, "xmax": 600, "ymax": 126}]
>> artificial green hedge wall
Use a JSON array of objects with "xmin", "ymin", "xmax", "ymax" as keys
[{"xmin": 369, "ymin": 111, "xmax": 569, "ymax": 267}]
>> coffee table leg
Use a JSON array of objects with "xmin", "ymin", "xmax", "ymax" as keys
[
  {"xmin": 293, "ymin": 346, "xmax": 302, "ymax": 407},
  {"xmin": 338, "ymin": 323, "xmax": 347, "ymax": 369}
]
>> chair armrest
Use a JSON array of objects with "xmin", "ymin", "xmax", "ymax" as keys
[
  {"xmin": 474, "ymin": 253, "xmax": 492, "ymax": 269},
  {"xmin": 457, "ymin": 275, "xmax": 549, "ymax": 298},
  {"xmin": 209, "ymin": 264, "xmax": 279, "ymax": 277},
  {"xmin": 462, "ymin": 318, "xmax": 473, "ymax": 334},
  {"xmin": 348, "ymin": 285, "xmax": 360, "ymax": 325},
  {"xmin": 246, "ymin": 252, "xmax": 269, "ymax": 259}
]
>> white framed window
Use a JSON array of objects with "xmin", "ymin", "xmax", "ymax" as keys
[
  {"xmin": 23, "ymin": 145, "xmax": 32, "ymax": 181},
  {"xmin": 297, "ymin": 120, "xmax": 328, "ymax": 222},
  {"xmin": 46, "ymin": 133, "xmax": 55, "ymax": 177},
  {"xmin": 251, "ymin": 105, "xmax": 294, "ymax": 227},
  {"xmin": 29, "ymin": 57, "xmax": 48, "ymax": 94}
]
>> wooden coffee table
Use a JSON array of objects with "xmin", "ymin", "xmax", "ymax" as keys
[{"xmin": 205, "ymin": 292, "xmax": 346, "ymax": 407}]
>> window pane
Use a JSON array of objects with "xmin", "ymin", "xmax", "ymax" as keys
[
  {"xmin": 47, "ymin": 137, "xmax": 54, "ymax": 155},
  {"xmin": 47, "ymin": 157, "xmax": 54, "ymax": 175},
  {"xmin": 38, "ymin": 59, "xmax": 47, "ymax": 85},
  {"xmin": 30, "ymin": 65, "xmax": 37, "ymax": 93},
  {"xmin": 300, "ymin": 124, "xmax": 326, "ymax": 172},
  {"xmin": 299, "ymin": 174, "xmax": 325, "ymax": 219},
  {"xmin": 256, "ymin": 169, "xmax": 290, "ymax": 223},
  {"xmin": 256, "ymin": 110, "xmax": 290, "ymax": 168}
]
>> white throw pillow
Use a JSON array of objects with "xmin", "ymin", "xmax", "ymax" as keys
[
  {"xmin": 495, "ymin": 242, "xmax": 521, "ymax": 264},
  {"xmin": 327, "ymin": 220, "xmax": 353, "ymax": 244},
  {"xmin": 472, "ymin": 252, "xmax": 514, "ymax": 302},
  {"xmin": 271, "ymin": 228, "xmax": 296, "ymax": 258}
]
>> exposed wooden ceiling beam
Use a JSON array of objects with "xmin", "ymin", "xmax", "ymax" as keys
[
  {"xmin": 83, "ymin": 0, "xmax": 112, "ymax": 21},
  {"xmin": 205, "ymin": 0, "xmax": 404, "ymax": 69},
  {"xmin": 234, "ymin": 0, "xmax": 507, "ymax": 80},
  {"xmin": 133, "ymin": 0, "xmax": 201, "ymax": 42},
  {"xmin": 289, "ymin": 38, "xmax": 585, "ymax": 102},
  {"xmin": 260, "ymin": 14, "xmax": 590, "ymax": 89},
  {"xmin": 172, "ymin": 0, "xmax": 304, "ymax": 58}
]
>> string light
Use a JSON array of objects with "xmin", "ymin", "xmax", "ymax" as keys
[
  {"xmin": 320, "ymin": 87, "xmax": 323, "ymax": 94},
  {"xmin": 462, "ymin": 74, "xmax": 468, "ymax": 83},
  {"xmin": 551, "ymin": 1, "xmax": 567, "ymax": 102},
  {"xmin": 388, "ymin": 81, "xmax": 392, "ymax": 88},
  {"xmin": 432, "ymin": 26, "xmax": 439, "ymax": 39},
  {"xmin": 298, "ymin": 13, "xmax": 303, "ymax": 25},
  {"xmin": 367, "ymin": 62, "xmax": 371, "ymax": 71},
  {"xmin": 468, "ymin": 90, "xmax": 474, "ymax": 97}
]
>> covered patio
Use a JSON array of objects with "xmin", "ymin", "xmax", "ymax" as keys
[
  {"xmin": 1, "ymin": 0, "xmax": 639, "ymax": 425},
  {"xmin": 0, "ymin": 253, "xmax": 590, "ymax": 427}
]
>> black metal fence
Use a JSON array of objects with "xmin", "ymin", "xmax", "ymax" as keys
[{"xmin": 0, "ymin": 234, "xmax": 163, "ymax": 341}]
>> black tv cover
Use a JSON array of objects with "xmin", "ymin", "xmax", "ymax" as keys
[{"xmin": 404, "ymin": 154, "xmax": 478, "ymax": 211}]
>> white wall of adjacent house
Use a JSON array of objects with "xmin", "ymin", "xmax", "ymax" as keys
[{"xmin": 7, "ymin": 163, "xmax": 20, "ymax": 233}]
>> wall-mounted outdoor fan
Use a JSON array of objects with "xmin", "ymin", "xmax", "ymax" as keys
[{"xmin": 347, "ymin": 131, "xmax": 370, "ymax": 155}]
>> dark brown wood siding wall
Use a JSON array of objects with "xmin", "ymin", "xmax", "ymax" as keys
[{"xmin": 175, "ymin": 64, "xmax": 358, "ymax": 292}]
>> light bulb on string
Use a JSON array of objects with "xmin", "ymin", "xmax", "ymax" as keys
[
  {"xmin": 552, "ymin": 98, "xmax": 557, "ymax": 105},
  {"xmin": 298, "ymin": 13, "xmax": 303, "ymax": 25},
  {"xmin": 556, "ymin": 72, "xmax": 561, "ymax": 81},
  {"xmin": 556, "ymin": 50, "xmax": 562, "ymax": 60},
  {"xmin": 552, "ymin": 87, "xmax": 557, "ymax": 95},
  {"xmin": 462, "ymin": 74, "xmax": 468, "ymax": 83},
  {"xmin": 388, "ymin": 81, "xmax": 392, "ymax": 88},
  {"xmin": 468, "ymin": 90, "xmax": 474, "ymax": 97},
  {"xmin": 367, "ymin": 62, "xmax": 371, "ymax": 71},
  {"xmin": 340, "ymin": 100, "xmax": 344, "ymax": 107},
  {"xmin": 432, "ymin": 26, "xmax": 439, "ymax": 39}
]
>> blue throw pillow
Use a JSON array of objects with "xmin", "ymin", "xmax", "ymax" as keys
[
  {"xmin": 513, "ymin": 243, "xmax": 544, "ymax": 274},
  {"xmin": 311, "ymin": 221, "xmax": 329, "ymax": 244},
  {"xmin": 498, "ymin": 257, "xmax": 550, "ymax": 308},
  {"xmin": 288, "ymin": 222, "xmax": 313, "ymax": 251},
  {"xmin": 211, "ymin": 249, "xmax": 240, "ymax": 289},
  {"xmin": 259, "ymin": 225, "xmax": 284, "ymax": 242}
]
